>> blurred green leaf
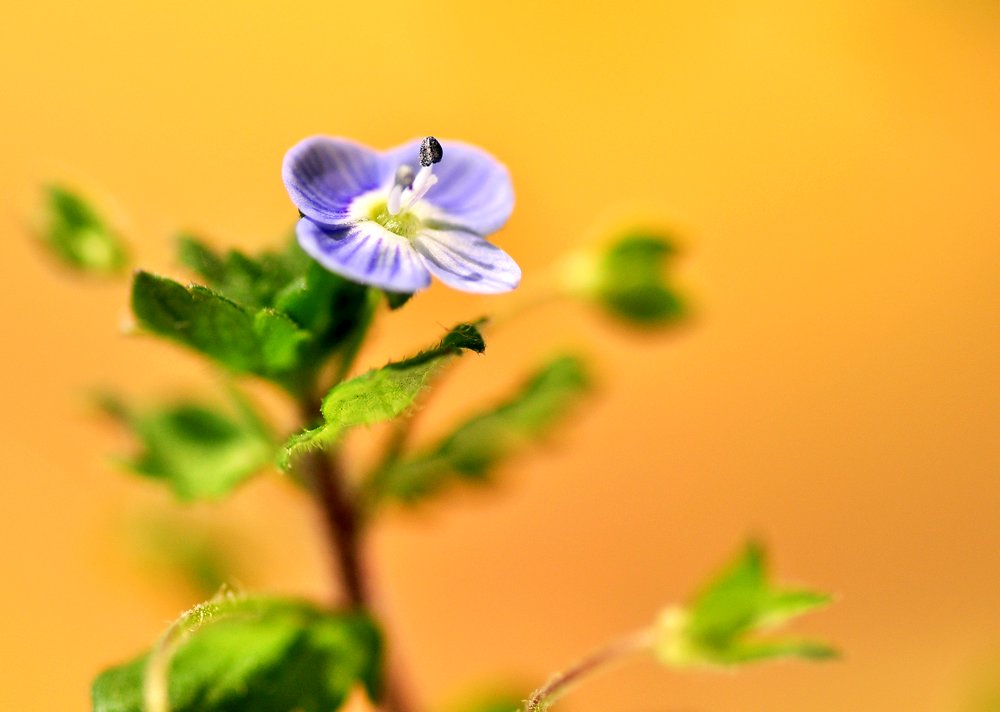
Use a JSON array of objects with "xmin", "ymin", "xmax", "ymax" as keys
[
  {"xmin": 598, "ymin": 233, "xmax": 684, "ymax": 325},
  {"xmin": 131, "ymin": 271, "xmax": 313, "ymax": 387},
  {"xmin": 101, "ymin": 393, "xmax": 274, "ymax": 501},
  {"xmin": 279, "ymin": 323, "xmax": 485, "ymax": 470},
  {"xmin": 123, "ymin": 511, "xmax": 246, "ymax": 598},
  {"xmin": 713, "ymin": 639, "xmax": 838, "ymax": 664},
  {"xmin": 92, "ymin": 595, "xmax": 382, "ymax": 712},
  {"xmin": 178, "ymin": 234, "xmax": 306, "ymax": 310},
  {"xmin": 371, "ymin": 355, "xmax": 590, "ymax": 504},
  {"xmin": 685, "ymin": 540, "xmax": 768, "ymax": 647},
  {"xmin": 565, "ymin": 231, "xmax": 685, "ymax": 327},
  {"xmin": 654, "ymin": 541, "xmax": 836, "ymax": 668},
  {"xmin": 35, "ymin": 184, "xmax": 128, "ymax": 275}
]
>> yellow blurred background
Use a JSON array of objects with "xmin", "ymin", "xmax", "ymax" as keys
[{"xmin": 2, "ymin": 1, "xmax": 999, "ymax": 710}]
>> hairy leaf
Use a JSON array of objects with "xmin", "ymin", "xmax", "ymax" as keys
[
  {"xmin": 371, "ymin": 355, "xmax": 590, "ymax": 504},
  {"xmin": 92, "ymin": 595, "xmax": 382, "ymax": 712},
  {"xmin": 35, "ymin": 184, "xmax": 128, "ymax": 274},
  {"xmin": 131, "ymin": 271, "xmax": 313, "ymax": 384},
  {"xmin": 180, "ymin": 235, "xmax": 370, "ymax": 356},
  {"xmin": 279, "ymin": 323, "xmax": 485, "ymax": 469}
]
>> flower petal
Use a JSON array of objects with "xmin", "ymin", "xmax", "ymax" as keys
[
  {"xmin": 296, "ymin": 218, "xmax": 431, "ymax": 292},
  {"xmin": 380, "ymin": 139, "xmax": 514, "ymax": 235},
  {"xmin": 283, "ymin": 137, "xmax": 383, "ymax": 225},
  {"xmin": 412, "ymin": 228, "xmax": 521, "ymax": 294}
]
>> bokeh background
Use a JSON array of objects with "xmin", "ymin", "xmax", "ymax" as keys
[{"xmin": 2, "ymin": 1, "xmax": 999, "ymax": 710}]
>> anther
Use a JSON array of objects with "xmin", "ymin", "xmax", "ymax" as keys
[{"xmin": 419, "ymin": 136, "xmax": 443, "ymax": 167}]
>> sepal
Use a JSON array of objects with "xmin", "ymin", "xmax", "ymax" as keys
[{"xmin": 653, "ymin": 541, "xmax": 836, "ymax": 668}]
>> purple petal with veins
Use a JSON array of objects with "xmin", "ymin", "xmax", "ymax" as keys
[
  {"xmin": 412, "ymin": 228, "xmax": 521, "ymax": 294},
  {"xmin": 283, "ymin": 137, "xmax": 383, "ymax": 226},
  {"xmin": 296, "ymin": 218, "xmax": 431, "ymax": 293}
]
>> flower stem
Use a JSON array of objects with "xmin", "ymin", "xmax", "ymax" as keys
[
  {"xmin": 523, "ymin": 627, "xmax": 655, "ymax": 712},
  {"xmin": 296, "ymin": 381, "xmax": 416, "ymax": 712},
  {"xmin": 297, "ymin": 446, "xmax": 368, "ymax": 606}
]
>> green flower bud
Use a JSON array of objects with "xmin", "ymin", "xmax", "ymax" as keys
[
  {"xmin": 34, "ymin": 184, "xmax": 129, "ymax": 275},
  {"xmin": 563, "ymin": 229, "xmax": 685, "ymax": 327}
]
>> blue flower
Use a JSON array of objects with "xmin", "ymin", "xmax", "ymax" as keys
[{"xmin": 282, "ymin": 136, "xmax": 520, "ymax": 294}]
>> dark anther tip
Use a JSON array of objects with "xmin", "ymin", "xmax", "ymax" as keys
[{"xmin": 419, "ymin": 136, "xmax": 443, "ymax": 167}]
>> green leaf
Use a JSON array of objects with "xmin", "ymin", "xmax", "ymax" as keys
[
  {"xmin": 131, "ymin": 272, "xmax": 259, "ymax": 371},
  {"xmin": 35, "ymin": 184, "xmax": 129, "ymax": 274},
  {"xmin": 685, "ymin": 540, "xmax": 768, "ymax": 646},
  {"xmin": 178, "ymin": 234, "xmax": 306, "ymax": 310},
  {"xmin": 759, "ymin": 588, "xmax": 835, "ymax": 627},
  {"xmin": 273, "ymin": 261, "xmax": 370, "ymax": 351},
  {"xmin": 92, "ymin": 595, "xmax": 382, "ymax": 712},
  {"xmin": 180, "ymin": 235, "xmax": 372, "ymax": 363},
  {"xmin": 253, "ymin": 308, "xmax": 313, "ymax": 373},
  {"xmin": 371, "ymin": 355, "xmax": 590, "ymax": 504},
  {"xmin": 715, "ymin": 639, "xmax": 838, "ymax": 664},
  {"xmin": 176, "ymin": 235, "xmax": 228, "ymax": 285},
  {"xmin": 564, "ymin": 230, "xmax": 685, "ymax": 327},
  {"xmin": 279, "ymin": 323, "xmax": 486, "ymax": 469},
  {"xmin": 100, "ymin": 393, "xmax": 274, "ymax": 501},
  {"xmin": 654, "ymin": 541, "xmax": 836, "ymax": 668},
  {"xmin": 131, "ymin": 271, "xmax": 313, "ymax": 385}
]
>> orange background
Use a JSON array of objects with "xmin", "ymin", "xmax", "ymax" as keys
[{"xmin": 1, "ymin": 1, "xmax": 999, "ymax": 710}]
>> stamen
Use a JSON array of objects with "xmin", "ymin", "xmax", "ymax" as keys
[
  {"xmin": 387, "ymin": 165, "xmax": 415, "ymax": 215},
  {"xmin": 395, "ymin": 164, "xmax": 416, "ymax": 187},
  {"xmin": 389, "ymin": 136, "xmax": 444, "ymax": 216},
  {"xmin": 401, "ymin": 168, "xmax": 438, "ymax": 212}
]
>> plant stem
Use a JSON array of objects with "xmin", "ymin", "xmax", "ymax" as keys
[
  {"xmin": 524, "ymin": 627, "xmax": 655, "ymax": 712},
  {"xmin": 296, "ymin": 391, "xmax": 416, "ymax": 712},
  {"xmin": 297, "ymin": 447, "xmax": 368, "ymax": 606}
]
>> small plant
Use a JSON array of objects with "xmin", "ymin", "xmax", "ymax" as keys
[{"xmin": 37, "ymin": 134, "xmax": 836, "ymax": 712}]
